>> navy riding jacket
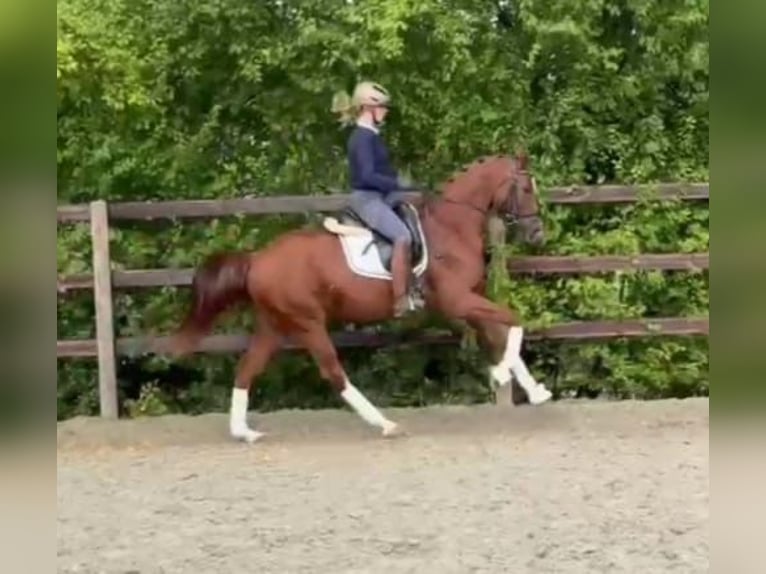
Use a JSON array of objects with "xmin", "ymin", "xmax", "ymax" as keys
[{"xmin": 347, "ymin": 125, "xmax": 400, "ymax": 194}]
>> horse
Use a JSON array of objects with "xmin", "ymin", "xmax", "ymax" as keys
[{"xmin": 170, "ymin": 152, "xmax": 552, "ymax": 443}]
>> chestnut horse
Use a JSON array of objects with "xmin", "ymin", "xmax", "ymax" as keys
[{"xmin": 171, "ymin": 152, "xmax": 552, "ymax": 442}]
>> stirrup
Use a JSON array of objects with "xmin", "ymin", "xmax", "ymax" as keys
[
  {"xmin": 393, "ymin": 296, "xmax": 413, "ymax": 317},
  {"xmin": 397, "ymin": 291, "xmax": 425, "ymax": 316},
  {"xmin": 409, "ymin": 292, "xmax": 426, "ymax": 310}
]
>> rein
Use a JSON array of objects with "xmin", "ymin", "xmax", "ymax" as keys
[
  {"xmin": 439, "ymin": 197, "xmax": 488, "ymax": 216},
  {"xmin": 421, "ymin": 163, "xmax": 540, "ymax": 226},
  {"xmin": 428, "ymin": 183, "xmax": 538, "ymax": 227}
]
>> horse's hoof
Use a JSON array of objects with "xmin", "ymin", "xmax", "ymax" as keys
[
  {"xmin": 381, "ymin": 422, "xmax": 406, "ymax": 438},
  {"xmin": 528, "ymin": 384, "xmax": 553, "ymax": 405},
  {"xmin": 231, "ymin": 428, "xmax": 266, "ymax": 444}
]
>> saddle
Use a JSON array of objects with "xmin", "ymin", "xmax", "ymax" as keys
[
  {"xmin": 323, "ymin": 201, "xmax": 428, "ymax": 278},
  {"xmin": 340, "ymin": 202, "xmax": 424, "ymax": 272}
]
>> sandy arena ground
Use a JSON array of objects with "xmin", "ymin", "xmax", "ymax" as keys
[{"xmin": 57, "ymin": 398, "xmax": 709, "ymax": 573}]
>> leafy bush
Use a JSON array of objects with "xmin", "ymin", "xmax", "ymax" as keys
[{"xmin": 57, "ymin": 0, "xmax": 709, "ymax": 419}]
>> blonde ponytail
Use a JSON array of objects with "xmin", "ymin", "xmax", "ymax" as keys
[{"xmin": 331, "ymin": 90, "xmax": 359, "ymax": 127}]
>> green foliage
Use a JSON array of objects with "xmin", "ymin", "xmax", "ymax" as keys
[
  {"xmin": 124, "ymin": 382, "xmax": 171, "ymax": 417},
  {"xmin": 57, "ymin": 0, "xmax": 709, "ymax": 419}
]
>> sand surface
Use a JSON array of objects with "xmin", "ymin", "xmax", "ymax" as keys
[{"xmin": 57, "ymin": 398, "xmax": 709, "ymax": 573}]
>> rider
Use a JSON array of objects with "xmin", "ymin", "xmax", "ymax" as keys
[{"xmin": 331, "ymin": 81, "xmax": 423, "ymax": 317}]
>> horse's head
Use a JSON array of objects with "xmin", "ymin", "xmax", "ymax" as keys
[
  {"xmin": 488, "ymin": 152, "xmax": 545, "ymax": 246},
  {"xmin": 443, "ymin": 152, "xmax": 544, "ymax": 246}
]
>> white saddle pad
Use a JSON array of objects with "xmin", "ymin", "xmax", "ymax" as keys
[
  {"xmin": 337, "ymin": 233, "xmax": 429, "ymax": 281},
  {"xmin": 324, "ymin": 203, "xmax": 430, "ymax": 281}
]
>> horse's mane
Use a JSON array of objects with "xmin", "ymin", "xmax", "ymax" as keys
[
  {"xmin": 419, "ymin": 154, "xmax": 510, "ymax": 214},
  {"xmin": 442, "ymin": 154, "xmax": 507, "ymax": 186}
]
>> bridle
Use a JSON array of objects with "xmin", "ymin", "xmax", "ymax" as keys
[
  {"xmin": 433, "ymin": 170, "xmax": 541, "ymax": 227},
  {"xmin": 503, "ymin": 172, "xmax": 541, "ymax": 227}
]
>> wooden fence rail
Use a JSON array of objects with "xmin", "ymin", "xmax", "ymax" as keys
[
  {"xmin": 57, "ymin": 253, "xmax": 709, "ymax": 293},
  {"xmin": 57, "ymin": 317, "xmax": 709, "ymax": 359},
  {"xmin": 57, "ymin": 183, "xmax": 709, "ymax": 418},
  {"xmin": 57, "ymin": 183, "xmax": 709, "ymax": 223}
]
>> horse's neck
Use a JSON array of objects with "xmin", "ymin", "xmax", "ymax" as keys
[
  {"xmin": 421, "ymin": 195, "xmax": 488, "ymax": 253},
  {"xmin": 421, "ymin": 159, "xmax": 504, "ymax": 253}
]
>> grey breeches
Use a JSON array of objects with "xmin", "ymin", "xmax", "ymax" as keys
[{"xmin": 348, "ymin": 190, "xmax": 412, "ymax": 244}]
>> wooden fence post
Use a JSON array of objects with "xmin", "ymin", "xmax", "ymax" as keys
[
  {"xmin": 90, "ymin": 200, "xmax": 118, "ymax": 418},
  {"xmin": 487, "ymin": 216, "xmax": 515, "ymax": 406}
]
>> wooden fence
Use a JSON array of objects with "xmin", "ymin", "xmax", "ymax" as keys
[{"xmin": 57, "ymin": 183, "xmax": 710, "ymax": 418}]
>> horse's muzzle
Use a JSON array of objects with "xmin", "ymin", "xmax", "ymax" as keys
[{"xmin": 519, "ymin": 217, "xmax": 545, "ymax": 247}]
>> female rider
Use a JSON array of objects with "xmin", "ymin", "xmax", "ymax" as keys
[{"xmin": 331, "ymin": 81, "xmax": 423, "ymax": 316}]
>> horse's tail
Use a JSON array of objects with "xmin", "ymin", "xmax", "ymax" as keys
[{"xmin": 169, "ymin": 252, "xmax": 252, "ymax": 356}]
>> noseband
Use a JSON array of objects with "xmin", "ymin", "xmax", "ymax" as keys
[{"xmin": 503, "ymin": 174, "xmax": 540, "ymax": 226}]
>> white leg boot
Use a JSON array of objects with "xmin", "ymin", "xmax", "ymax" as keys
[
  {"xmin": 489, "ymin": 326, "xmax": 523, "ymax": 386},
  {"xmin": 340, "ymin": 379, "xmax": 401, "ymax": 437},
  {"xmin": 510, "ymin": 354, "xmax": 552, "ymax": 405},
  {"xmin": 489, "ymin": 326, "xmax": 552, "ymax": 405},
  {"xmin": 229, "ymin": 387, "xmax": 265, "ymax": 443}
]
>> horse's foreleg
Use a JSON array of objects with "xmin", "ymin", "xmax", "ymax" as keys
[
  {"xmin": 470, "ymin": 319, "xmax": 552, "ymax": 405},
  {"xmin": 442, "ymin": 289, "xmax": 551, "ymax": 405},
  {"xmin": 448, "ymin": 291, "xmax": 517, "ymax": 325},
  {"xmin": 295, "ymin": 325, "xmax": 401, "ymax": 437},
  {"xmin": 500, "ymin": 326, "xmax": 552, "ymax": 404},
  {"xmin": 230, "ymin": 323, "xmax": 281, "ymax": 443}
]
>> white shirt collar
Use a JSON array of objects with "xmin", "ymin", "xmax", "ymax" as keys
[{"xmin": 356, "ymin": 118, "xmax": 379, "ymax": 134}]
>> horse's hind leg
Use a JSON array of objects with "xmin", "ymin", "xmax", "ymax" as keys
[
  {"xmin": 294, "ymin": 324, "xmax": 401, "ymax": 437},
  {"xmin": 229, "ymin": 321, "xmax": 281, "ymax": 443}
]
